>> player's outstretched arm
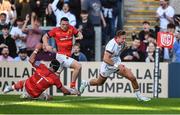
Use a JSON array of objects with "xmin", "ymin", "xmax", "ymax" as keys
[
  {"xmin": 60, "ymin": 86, "xmax": 80, "ymax": 95},
  {"xmin": 42, "ymin": 33, "xmax": 53, "ymax": 52},
  {"xmin": 29, "ymin": 43, "xmax": 42, "ymax": 66}
]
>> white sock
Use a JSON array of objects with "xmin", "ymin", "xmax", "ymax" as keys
[{"xmin": 134, "ymin": 90, "xmax": 141, "ymax": 97}]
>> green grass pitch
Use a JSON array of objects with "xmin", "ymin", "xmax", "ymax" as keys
[{"xmin": 0, "ymin": 95, "xmax": 180, "ymax": 114}]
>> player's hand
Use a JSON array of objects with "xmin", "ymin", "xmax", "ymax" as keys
[
  {"xmin": 25, "ymin": 14, "xmax": 30, "ymax": 22},
  {"xmin": 0, "ymin": 43, "xmax": 8, "ymax": 48},
  {"xmin": 107, "ymin": 63, "xmax": 119, "ymax": 70},
  {"xmin": 31, "ymin": 12, "xmax": 36, "ymax": 18},
  {"xmin": 68, "ymin": 88, "xmax": 80, "ymax": 95}
]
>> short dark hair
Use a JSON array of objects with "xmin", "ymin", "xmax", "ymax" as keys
[
  {"xmin": 18, "ymin": 48, "xmax": 27, "ymax": 54},
  {"xmin": 143, "ymin": 21, "xmax": 150, "ymax": 25},
  {"xmin": 63, "ymin": 2, "xmax": 70, "ymax": 7},
  {"xmin": 16, "ymin": 17, "xmax": 24, "ymax": 22},
  {"xmin": 74, "ymin": 42, "xmax": 80, "ymax": 47},
  {"xmin": 167, "ymin": 23, "xmax": 175, "ymax": 29},
  {"xmin": 61, "ymin": 17, "xmax": 69, "ymax": 22},
  {"xmin": 50, "ymin": 59, "xmax": 60, "ymax": 72},
  {"xmin": 0, "ymin": 13, "xmax": 6, "ymax": 17},
  {"xmin": 81, "ymin": 10, "xmax": 88, "ymax": 14},
  {"xmin": 134, "ymin": 37, "xmax": 140, "ymax": 41},
  {"xmin": 2, "ymin": 24, "xmax": 9, "ymax": 29},
  {"xmin": 116, "ymin": 30, "xmax": 126, "ymax": 36},
  {"xmin": 34, "ymin": 16, "xmax": 41, "ymax": 22}
]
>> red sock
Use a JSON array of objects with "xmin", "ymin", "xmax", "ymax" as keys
[
  {"xmin": 14, "ymin": 80, "xmax": 25, "ymax": 90},
  {"xmin": 70, "ymin": 82, "xmax": 76, "ymax": 88}
]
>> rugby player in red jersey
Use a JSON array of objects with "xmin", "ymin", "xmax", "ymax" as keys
[
  {"xmin": 42, "ymin": 17, "xmax": 83, "ymax": 89},
  {"xmin": 3, "ymin": 44, "xmax": 79, "ymax": 100}
]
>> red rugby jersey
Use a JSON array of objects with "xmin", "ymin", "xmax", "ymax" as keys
[
  {"xmin": 25, "ymin": 64, "xmax": 62, "ymax": 98},
  {"xmin": 48, "ymin": 25, "xmax": 78, "ymax": 56}
]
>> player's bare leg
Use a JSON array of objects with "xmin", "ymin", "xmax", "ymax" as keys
[
  {"xmin": 117, "ymin": 64, "xmax": 151, "ymax": 101},
  {"xmin": 70, "ymin": 60, "xmax": 81, "ymax": 88},
  {"xmin": 117, "ymin": 65, "xmax": 139, "ymax": 90},
  {"xmin": 89, "ymin": 75, "xmax": 107, "ymax": 86}
]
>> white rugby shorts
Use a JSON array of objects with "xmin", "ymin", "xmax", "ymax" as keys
[
  {"xmin": 55, "ymin": 53, "xmax": 74, "ymax": 68},
  {"xmin": 100, "ymin": 62, "xmax": 121, "ymax": 78}
]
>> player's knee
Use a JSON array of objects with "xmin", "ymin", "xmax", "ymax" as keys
[
  {"xmin": 75, "ymin": 63, "xmax": 81, "ymax": 70},
  {"xmin": 97, "ymin": 80, "xmax": 105, "ymax": 85},
  {"xmin": 71, "ymin": 61, "xmax": 81, "ymax": 71},
  {"xmin": 97, "ymin": 82, "xmax": 103, "ymax": 85}
]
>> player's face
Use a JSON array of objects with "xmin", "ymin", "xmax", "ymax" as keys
[
  {"xmin": 19, "ymin": 53, "xmax": 28, "ymax": 61},
  {"xmin": 116, "ymin": 35, "xmax": 126, "ymax": 45},
  {"xmin": 62, "ymin": 4, "xmax": 69, "ymax": 13},
  {"xmin": 132, "ymin": 39, "xmax": 140, "ymax": 49},
  {"xmin": 167, "ymin": 28, "xmax": 175, "ymax": 33},
  {"xmin": 17, "ymin": 21, "xmax": 24, "ymax": 28},
  {"xmin": 80, "ymin": 13, "xmax": 88, "ymax": 20},
  {"xmin": 73, "ymin": 46, "xmax": 80, "ymax": 54},
  {"xmin": 2, "ymin": 48, "xmax": 9, "ymax": 58},
  {"xmin": 160, "ymin": 0, "xmax": 167, "ymax": 8},
  {"xmin": 34, "ymin": 20, "xmax": 41, "ymax": 27},
  {"xmin": 60, "ymin": 20, "xmax": 69, "ymax": 31},
  {"xmin": 0, "ymin": 15, "xmax": 6, "ymax": 23},
  {"xmin": 2, "ymin": 28, "xmax": 9, "ymax": 35},
  {"xmin": 143, "ymin": 23, "xmax": 150, "ymax": 31},
  {"xmin": 148, "ymin": 42, "xmax": 155, "ymax": 52}
]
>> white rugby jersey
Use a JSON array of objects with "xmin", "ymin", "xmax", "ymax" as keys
[{"xmin": 105, "ymin": 38, "xmax": 125, "ymax": 63}]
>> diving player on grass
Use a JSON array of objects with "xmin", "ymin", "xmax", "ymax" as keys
[
  {"xmin": 3, "ymin": 44, "xmax": 79, "ymax": 100},
  {"xmin": 80, "ymin": 30, "xmax": 151, "ymax": 102}
]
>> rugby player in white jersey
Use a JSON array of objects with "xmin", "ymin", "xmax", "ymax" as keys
[{"xmin": 80, "ymin": 30, "xmax": 151, "ymax": 101}]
